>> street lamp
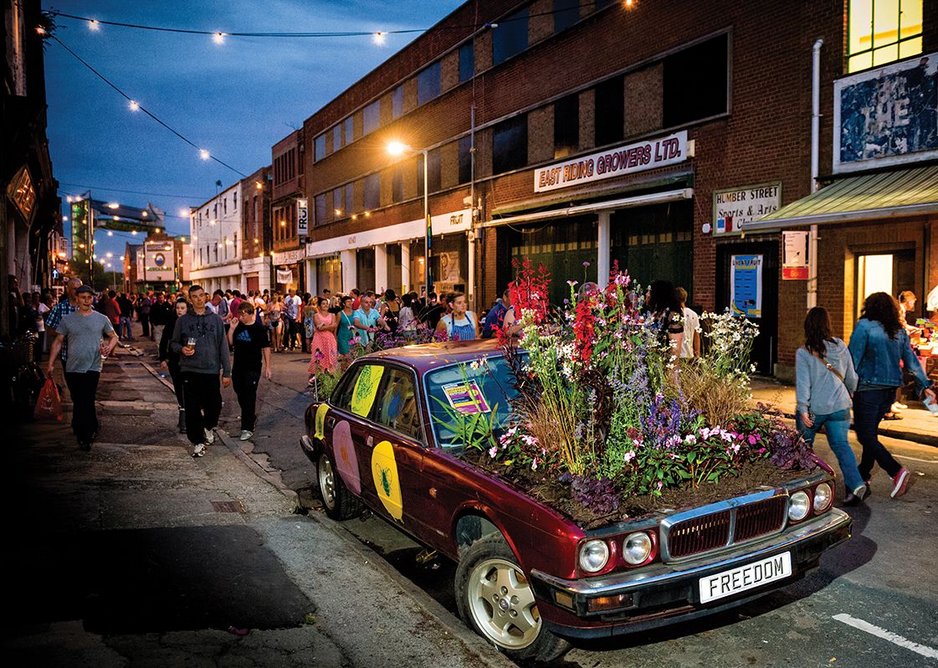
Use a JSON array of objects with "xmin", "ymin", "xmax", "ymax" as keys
[{"xmin": 387, "ymin": 141, "xmax": 431, "ymax": 295}]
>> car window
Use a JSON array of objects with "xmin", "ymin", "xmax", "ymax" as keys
[
  {"xmin": 373, "ymin": 367, "xmax": 423, "ymax": 442},
  {"xmin": 332, "ymin": 363, "xmax": 386, "ymax": 419},
  {"xmin": 424, "ymin": 354, "xmax": 522, "ymax": 452}
]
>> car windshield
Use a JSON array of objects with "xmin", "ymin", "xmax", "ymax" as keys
[{"xmin": 424, "ymin": 354, "xmax": 523, "ymax": 453}]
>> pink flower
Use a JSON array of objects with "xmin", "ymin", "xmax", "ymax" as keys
[{"xmin": 488, "ymin": 446, "xmax": 498, "ymax": 458}]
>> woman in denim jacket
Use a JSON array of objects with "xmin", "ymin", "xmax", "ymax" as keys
[
  {"xmin": 796, "ymin": 307, "xmax": 865, "ymax": 505},
  {"xmin": 848, "ymin": 292, "xmax": 936, "ymax": 498}
]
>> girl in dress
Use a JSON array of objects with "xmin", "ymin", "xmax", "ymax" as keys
[
  {"xmin": 335, "ymin": 295, "xmax": 356, "ymax": 361},
  {"xmin": 307, "ymin": 297, "xmax": 338, "ymax": 387}
]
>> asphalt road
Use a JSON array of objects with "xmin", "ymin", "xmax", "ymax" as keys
[{"xmin": 10, "ymin": 340, "xmax": 936, "ymax": 667}]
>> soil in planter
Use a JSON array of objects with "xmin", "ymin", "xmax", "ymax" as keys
[{"xmin": 463, "ymin": 452, "xmax": 818, "ymax": 530}]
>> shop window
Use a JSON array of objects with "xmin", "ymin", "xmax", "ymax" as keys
[
  {"xmin": 363, "ymin": 100, "xmax": 381, "ymax": 135},
  {"xmin": 458, "ymin": 42, "xmax": 475, "ymax": 83},
  {"xmin": 493, "ymin": 7, "xmax": 528, "ymax": 65},
  {"xmin": 554, "ymin": 0, "xmax": 579, "ymax": 33},
  {"xmin": 418, "ymin": 61, "xmax": 442, "ymax": 105},
  {"xmin": 663, "ymin": 34, "xmax": 728, "ymax": 127},
  {"xmin": 493, "ymin": 114, "xmax": 528, "ymax": 174},
  {"xmin": 417, "ymin": 149, "xmax": 442, "ymax": 194},
  {"xmin": 357, "ymin": 248, "xmax": 376, "ymax": 292},
  {"xmin": 848, "ymin": 0, "xmax": 922, "ymax": 72},
  {"xmin": 364, "ymin": 173, "xmax": 380, "ymax": 210},
  {"xmin": 314, "ymin": 134, "xmax": 326, "ymax": 161},
  {"xmin": 458, "ymin": 135, "xmax": 473, "ymax": 184},
  {"xmin": 594, "ymin": 76, "xmax": 624, "ymax": 146},
  {"xmin": 554, "ymin": 93, "xmax": 579, "ymax": 158},
  {"xmin": 392, "ymin": 85, "xmax": 404, "ymax": 118}
]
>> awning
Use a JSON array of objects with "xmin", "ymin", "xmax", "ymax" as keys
[{"xmin": 744, "ymin": 164, "xmax": 938, "ymax": 232}]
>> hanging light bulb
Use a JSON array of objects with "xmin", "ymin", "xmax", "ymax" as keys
[
  {"xmin": 213, "ymin": 32, "xmax": 226, "ymax": 44},
  {"xmin": 199, "ymin": 149, "xmax": 211, "ymax": 160},
  {"xmin": 128, "ymin": 100, "xmax": 140, "ymax": 111},
  {"xmin": 372, "ymin": 32, "xmax": 386, "ymax": 45},
  {"xmin": 88, "ymin": 19, "xmax": 101, "ymax": 31}
]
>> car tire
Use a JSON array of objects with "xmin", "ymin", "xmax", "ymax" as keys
[
  {"xmin": 455, "ymin": 533, "xmax": 570, "ymax": 663},
  {"xmin": 316, "ymin": 450, "xmax": 362, "ymax": 521}
]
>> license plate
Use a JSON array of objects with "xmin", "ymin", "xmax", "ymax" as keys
[{"xmin": 698, "ymin": 552, "xmax": 792, "ymax": 604}]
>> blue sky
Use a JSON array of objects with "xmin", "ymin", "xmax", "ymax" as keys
[{"xmin": 42, "ymin": 0, "xmax": 463, "ymax": 261}]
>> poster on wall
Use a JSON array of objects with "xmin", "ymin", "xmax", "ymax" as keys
[
  {"xmin": 276, "ymin": 268, "xmax": 294, "ymax": 284},
  {"xmin": 834, "ymin": 53, "xmax": 938, "ymax": 173},
  {"xmin": 782, "ymin": 231, "xmax": 809, "ymax": 280},
  {"xmin": 438, "ymin": 251, "xmax": 460, "ymax": 283},
  {"xmin": 731, "ymin": 254, "xmax": 763, "ymax": 318}
]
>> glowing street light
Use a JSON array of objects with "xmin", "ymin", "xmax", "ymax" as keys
[{"xmin": 387, "ymin": 141, "xmax": 431, "ymax": 293}]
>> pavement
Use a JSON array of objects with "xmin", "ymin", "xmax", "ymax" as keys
[
  {"xmin": 4, "ymin": 332, "xmax": 513, "ymax": 668},
  {"xmin": 749, "ymin": 376, "xmax": 937, "ymax": 447}
]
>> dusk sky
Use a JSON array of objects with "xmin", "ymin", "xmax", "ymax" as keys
[{"xmin": 42, "ymin": 0, "xmax": 463, "ymax": 263}]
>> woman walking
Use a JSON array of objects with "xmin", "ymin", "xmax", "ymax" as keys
[
  {"xmin": 335, "ymin": 295, "xmax": 356, "ymax": 360},
  {"xmin": 159, "ymin": 297, "xmax": 190, "ymax": 432},
  {"xmin": 848, "ymin": 292, "xmax": 936, "ymax": 498},
  {"xmin": 436, "ymin": 292, "xmax": 479, "ymax": 341},
  {"xmin": 307, "ymin": 297, "xmax": 339, "ymax": 388},
  {"xmin": 796, "ymin": 307, "xmax": 867, "ymax": 505},
  {"xmin": 268, "ymin": 294, "xmax": 284, "ymax": 353}
]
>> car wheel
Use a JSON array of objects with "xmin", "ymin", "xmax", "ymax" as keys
[
  {"xmin": 316, "ymin": 450, "xmax": 362, "ymax": 521},
  {"xmin": 455, "ymin": 533, "xmax": 570, "ymax": 662}
]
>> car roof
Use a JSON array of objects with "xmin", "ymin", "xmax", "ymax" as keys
[{"xmin": 359, "ymin": 339, "xmax": 505, "ymax": 374}]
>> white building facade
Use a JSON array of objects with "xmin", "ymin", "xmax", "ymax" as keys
[{"xmin": 188, "ymin": 182, "xmax": 243, "ymax": 294}]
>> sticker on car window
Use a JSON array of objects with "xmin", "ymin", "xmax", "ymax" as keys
[
  {"xmin": 351, "ymin": 365, "xmax": 385, "ymax": 417},
  {"xmin": 371, "ymin": 440, "xmax": 403, "ymax": 521},
  {"xmin": 442, "ymin": 381, "xmax": 490, "ymax": 414},
  {"xmin": 314, "ymin": 403, "xmax": 329, "ymax": 440}
]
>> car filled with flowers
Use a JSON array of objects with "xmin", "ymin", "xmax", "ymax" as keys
[{"xmin": 300, "ymin": 263, "xmax": 851, "ymax": 662}]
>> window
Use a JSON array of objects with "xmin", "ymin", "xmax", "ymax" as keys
[
  {"xmin": 492, "ymin": 7, "xmax": 528, "ymax": 65},
  {"xmin": 363, "ymin": 100, "xmax": 381, "ymax": 135},
  {"xmin": 554, "ymin": 0, "xmax": 579, "ymax": 33},
  {"xmin": 492, "ymin": 114, "xmax": 528, "ymax": 174},
  {"xmin": 458, "ymin": 135, "xmax": 473, "ymax": 184},
  {"xmin": 594, "ymin": 76, "xmax": 624, "ymax": 146},
  {"xmin": 663, "ymin": 34, "xmax": 728, "ymax": 127},
  {"xmin": 364, "ymin": 173, "xmax": 380, "ymax": 210},
  {"xmin": 392, "ymin": 85, "xmax": 404, "ymax": 118},
  {"xmin": 233, "ymin": 192, "xmax": 237, "ymax": 210},
  {"xmin": 374, "ymin": 367, "xmax": 422, "ymax": 440},
  {"xmin": 458, "ymin": 42, "xmax": 474, "ymax": 83},
  {"xmin": 416, "ymin": 149, "xmax": 442, "ymax": 194},
  {"xmin": 417, "ymin": 61, "xmax": 442, "ymax": 105},
  {"xmin": 847, "ymin": 0, "xmax": 922, "ymax": 72},
  {"xmin": 333, "ymin": 364, "xmax": 385, "ymax": 416},
  {"xmin": 315, "ymin": 194, "xmax": 327, "ymax": 226},
  {"xmin": 333, "ymin": 125, "xmax": 342, "ymax": 151},
  {"xmin": 554, "ymin": 94, "xmax": 579, "ymax": 158},
  {"xmin": 345, "ymin": 117, "xmax": 355, "ymax": 144},
  {"xmin": 223, "ymin": 199, "xmax": 227, "ymax": 214},
  {"xmin": 391, "ymin": 165, "xmax": 404, "ymax": 203},
  {"xmin": 315, "ymin": 134, "xmax": 326, "ymax": 161}
]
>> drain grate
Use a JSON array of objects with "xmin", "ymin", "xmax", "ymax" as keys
[{"xmin": 210, "ymin": 500, "xmax": 245, "ymax": 513}]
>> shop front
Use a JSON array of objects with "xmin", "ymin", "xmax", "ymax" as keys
[
  {"xmin": 240, "ymin": 255, "xmax": 271, "ymax": 296},
  {"xmin": 272, "ymin": 248, "xmax": 306, "ymax": 295}
]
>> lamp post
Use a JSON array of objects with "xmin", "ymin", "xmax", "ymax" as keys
[{"xmin": 387, "ymin": 142, "xmax": 431, "ymax": 295}]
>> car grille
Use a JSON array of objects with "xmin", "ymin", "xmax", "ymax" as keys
[{"xmin": 665, "ymin": 495, "xmax": 787, "ymax": 560}]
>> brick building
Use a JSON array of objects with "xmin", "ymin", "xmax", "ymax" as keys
[
  {"xmin": 271, "ymin": 131, "xmax": 306, "ymax": 293},
  {"xmin": 240, "ymin": 165, "xmax": 272, "ymax": 295},
  {"xmin": 295, "ymin": 0, "xmax": 936, "ymax": 378}
]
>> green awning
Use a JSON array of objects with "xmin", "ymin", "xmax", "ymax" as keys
[{"xmin": 744, "ymin": 164, "xmax": 938, "ymax": 231}]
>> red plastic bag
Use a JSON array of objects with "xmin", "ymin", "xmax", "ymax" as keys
[{"xmin": 34, "ymin": 378, "xmax": 63, "ymax": 422}]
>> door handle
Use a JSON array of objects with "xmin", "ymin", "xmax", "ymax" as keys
[
  {"xmin": 366, "ymin": 435, "xmax": 374, "ymax": 447},
  {"xmin": 326, "ymin": 417, "xmax": 336, "ymax": 428}
]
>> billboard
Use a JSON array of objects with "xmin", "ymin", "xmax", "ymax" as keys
[{"xmin": 143, "ymin": 241, "xmax": 175, "ymax": 283}]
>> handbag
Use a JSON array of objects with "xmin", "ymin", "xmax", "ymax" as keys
[{"xmin": 34, "ymin": 378, "xmax": 63, "ymax": 422}]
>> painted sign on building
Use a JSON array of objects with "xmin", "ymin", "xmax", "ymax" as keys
[
  {"xmin": 297, "ymin": 198, "xmax": 308, "ymax": 236},
  {"xmin": 834, "ymin": 52, "xmax": 938, "ymax": 173},
  {"xmin": 144, "ymin": 241, "xmax": 175, "ymax": 282},
  {"xmin": 713, "ymin": 183, "xmax": 781, "ymax": 234},
  {"xmin": 534, "ymin": 131, "xmax": 688, "ymax": 193}
]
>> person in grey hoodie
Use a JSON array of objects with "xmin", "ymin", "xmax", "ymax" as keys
[
  {"xmin": 170, "ymin": 285, "xmax": 231, "ymax": 457},
  {"xmin": 795, "ymin": 307, "xmax": 866, "ymax": 505}
]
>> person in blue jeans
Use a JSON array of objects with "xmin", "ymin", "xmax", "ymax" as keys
[
  {"xmin": 849, "ymin": 292, "xmax": 936, "ymax": 499},
  {"xmin": 796, "ymin": 307, "xmax": 866, "ymax": 505}
]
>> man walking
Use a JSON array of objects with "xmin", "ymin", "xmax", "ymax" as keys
[
  {"xmin": 228, "ymin": 300, "xmax": 271, "ymax": 441},
  {"xmin": 283, "ymin": 288, "xmax": 300, "ymax": 350},
  {"xmin": 45, "ymin": 277, "xmax": 82, "ymax": 373},
  {"xmin": 149, "ymin": 292, "xmax": 172, "ymax": 350},
  {"xmin": 45, "ymin": 285, "xmax": 119, "ymax": 450},
  {"xmin": 170, "ymin": 285, "xmax": 231, "ymax": 458}
]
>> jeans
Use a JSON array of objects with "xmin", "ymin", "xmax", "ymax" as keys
[
  {"xmin": 118, "ymin": 316, "xmax": 132, "ymax": 340},
  {"xmin": 853, "ymin": 388, "xmax": 901, "ymax": 480},
  {"xmin": 64, "ymin": 371, "xmax": 100, "ymax": 443},
  {"xmin": 232, "ymin": 368, "xmax": 260, "ymax": 432},
  {"xmin": 796, "ymin": 408, "xmax": 864, "ymax": 492},
  {"xmin": 181, "ymin": 372, "xmax": 222, "ymax": 445}
]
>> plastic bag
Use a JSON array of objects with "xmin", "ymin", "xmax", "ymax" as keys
[{"xmin": 34, "ymin": 378, "xmax": 63, "ymax": 422}]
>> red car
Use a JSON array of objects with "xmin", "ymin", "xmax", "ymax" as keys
[{"xmin": 301, "ymin": 340, "xmax": 851, "ymax": 662}]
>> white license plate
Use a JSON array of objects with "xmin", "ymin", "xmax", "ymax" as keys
[{"xmin": 698, "ymin": 552, "xmax": 792, "ymax": 604}]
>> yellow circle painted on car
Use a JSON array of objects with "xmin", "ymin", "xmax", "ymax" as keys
[{"xmin": 371, "ymin": 440, "xmax": 403, "ymax": 521}]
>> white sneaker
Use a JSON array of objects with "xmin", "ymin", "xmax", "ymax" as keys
[
  {"xmin": 239, "ymin": 430, "xmax": 253, "ymax": 441},
  {"xmin": 192, "ymin": 443, "xmax": 205, "ymax": 458},
  {"xmin": 204, "ymin": 428, "xmax": 216, "ymax": 444},
  {"xmin": 891, "ymin": 402, "xmax": 907, "ymax": 411}
]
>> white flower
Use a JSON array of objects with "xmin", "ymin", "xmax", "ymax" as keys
[
  {"xmin": 624, "ymin": 451, "xmax": 636, "ymax": 463},
  {"xmin": 488, "ymin": 446, "xmax": 499, "ymax": 458}
]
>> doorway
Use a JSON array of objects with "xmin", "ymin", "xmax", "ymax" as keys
[{"xmin": 855, "ymin": 249, "xmax": 915, "ymax": 319}]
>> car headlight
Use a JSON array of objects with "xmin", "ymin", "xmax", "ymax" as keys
[
  {"xmin": 622, "ymin": 532, "xmax": 652, "ymax": 565},
  {"xmin": 579, "ymin": 539, "xmax": 609, "ymax": 573},
  {"xmin": 789, "ymin": 491, "xmax": 810, "ymax": 521},
  {"xmin": 813, "ymin": 483, "xmax": 832, "ymax": 513}
]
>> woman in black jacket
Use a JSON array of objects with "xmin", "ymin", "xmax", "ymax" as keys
[{"xmin": 159, "ymin": 297, "xmax": 190, "ymax": 432}]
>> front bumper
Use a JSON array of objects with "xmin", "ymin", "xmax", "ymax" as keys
[
  {"xmin": 530, "ymin": 508, "xmax": 851, "ymax": 639},
  {"xmin": 300, "ymin": 434, "xmax": 317, "ymax": 462}
]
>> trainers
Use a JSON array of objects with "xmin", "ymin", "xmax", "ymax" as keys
[
  {"xmin": 192, "ymin": 443, "xmax": 205, "ymax": 457},
  {"xmin": 890, "ymin": 467, "xmax": 910, "ymax": 498},
  {"xmin": 239, "ymin": 430, "xmax": 253, "ymax": 441},
  {"xmin": 203, "ymin": 428, "xmax": 216, "ymax": 444},
  {"xmin": 891, "ymin": 402, "xmax": 907, "ymax": 411},
  {"xmin": 844, "ymin": 484, "xmax": 871, "ymax": 506}
]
